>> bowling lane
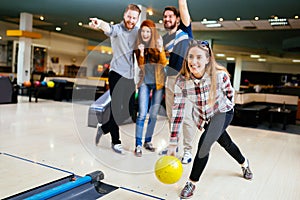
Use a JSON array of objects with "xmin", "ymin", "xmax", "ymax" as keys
[
  {"xmin": 0, "ymin": 153, "xmax": 72, "ymax": 199},
  {"xmin": 99, "ymin": 188, "xmax": 163, "ymax": 200}
]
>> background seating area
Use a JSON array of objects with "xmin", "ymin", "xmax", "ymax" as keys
[
  {"xmin": 232, "ymin": 93, "xmax": 299, "ymax": 127},
  {"xmin": 27, "ymin": 76, "xmax": 108, "ymax": 102}
]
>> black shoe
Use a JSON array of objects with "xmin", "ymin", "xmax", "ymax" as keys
[
  {"xmin": 95, "ymin": 123, "xmax": 104, "ymax": 145},
  {"xmin": 143, "ymin": 142, "xmax": 155, "ymax": 152}
]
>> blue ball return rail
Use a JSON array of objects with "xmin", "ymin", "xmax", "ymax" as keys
[{"xmin": 24, "ymin": 171, "xmax": 104, "ymax": 200}]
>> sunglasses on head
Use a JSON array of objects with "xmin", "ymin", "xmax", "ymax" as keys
[
  {"xmin": 189, "ymin": 40, "xmax": 211, "ymax": 55},
  {"xmin": 199, "ymin": 40, "xmax": 210, "ymax": 48},
  {"xmin": 189, "ymin": 40, "xmax": 210, "ymax": 48}
]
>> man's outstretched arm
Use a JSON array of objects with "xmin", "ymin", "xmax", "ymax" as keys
[{"xmin": 178, "ymin": 0, "xmax": 191, "ymax": 27}]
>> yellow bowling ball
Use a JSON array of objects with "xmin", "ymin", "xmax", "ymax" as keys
[
  {"xmin": 155, "ymin": 155, "xmax": 183, "ymax": 184},
  {"xmin": 47, "ymin": 81, "xmax": 55, "ymax": 88}
]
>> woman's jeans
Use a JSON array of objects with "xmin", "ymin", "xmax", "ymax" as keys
[{"xmin": 135, "ymin": 83, "xmax": 163, "ymax": 147}]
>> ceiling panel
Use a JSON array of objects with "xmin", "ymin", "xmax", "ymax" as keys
[
  {"xmin": 289, "ymin": 19, "xmax": 300, "ymax": 29},
  {"xmin": 252, "ymin": 20, "xmax": 273, "ymax": 30},
  {"xmin": 0, "ymin": 0, "xmax": 299, "ymax": 64}
]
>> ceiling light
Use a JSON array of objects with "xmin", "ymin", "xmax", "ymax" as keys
[
  {"xmin": 110, "ymin": 21, "xmax": 114, "ymax": 25},
  {"xmin": 206, "ymin": 23, "xmax": 222, "ymax": 28},
  {"xmin": 216, "ymin": 53, "xmax": 225, "ymax": 57},
  {"xmin": 78, "ymin": 22, "xmax": 83, "ymax": 26},
  {"xmin": 201, "ymin": 19, "xmax": 221, "ymax": 28},
  {"xmin": 159, "ymin": 20, "xmax": 163, "ymax": 24},
  {"xmin": 292, "ymin": 59, "xmax": 300, "ymax": 63},
  {"xmin": 147, "ymin": 9, "xmax": 153, "ymax": 16},
  {"xmin": 0, "ymin": 36, "xmax": 2, "ymax": 40},
  {"xmin": 236, "ymin": 17, "xmax": 241, "ymax": 21},
  {"xmin": 250, "ymin": 54, "xmax": 260, "ymax": 58},
  {"xmin": 39, "ymin": 16, "xmax": 44, "ymax": 21},
  {"xmin": 55, "ymin": 27, "xmax": 61, "ymax": 31},
  {"xmin": 219, "ymin": 18, "xmax": 224, "ymax": 22},
  {"xmin": 226, "ymin": 57, "xmax": 235, "ymax": 61},
  {"xmin": 295, "ymin": 15, "xmax": 299, "ymax": 19},
  {"xmin": 254, "ymin": 16, "xmax": 259, "ymax": 20},
  {"xmin": 258, "ymin": 58, "xmax": 266, "ymax": 62},
  {"xmin": 201, "ymin": 20, "xmax": 218, "ymax": 24},
  {"xmin": 268, "ymin": 18, "xmax": 288, "ymax": 26}
]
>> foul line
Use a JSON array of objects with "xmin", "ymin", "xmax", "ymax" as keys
[{"xmin": 1, "ymin": 152, "xmax": 74, "ymax": 175}]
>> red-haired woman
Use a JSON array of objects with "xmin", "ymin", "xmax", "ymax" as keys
[{"xmin": 134, "ymin": 20, "xmax": 168, "ymax": 157}]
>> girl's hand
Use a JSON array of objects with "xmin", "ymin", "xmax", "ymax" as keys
[
  {"xmin": 138, "ymin": 44, "xmax": 145, "ymax": 56},
  {"xmin": 157, "ymin": 38, "xmax": 163, "ymax": 52}
]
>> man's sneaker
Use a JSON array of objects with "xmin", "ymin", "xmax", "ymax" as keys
[
  {"xmin": 95, "ymin": 123, "xmax": 104, "ymax": 145},
  {"xmin": 111, "ymin": 143, "xmax": 125, "ymax": 154},
  {"xmin": 180, "ymin": 181, "xmax": 195, "ymax": 199},
  {"xmin": 134, "ymin": 145, "xmax": 142, "ymax": 157},
  {"xmin": 242, "ymin": 160, "xmax": 253, "ymax": 180},
  {"xmin": 181, "ymin": 151, "xmax": 192, "ymax": 164},
  {"xmin": 158, "ymin": 146, "xmax": 178, "ymax": 155},
  {"xmin": 143, "ymin": 142, "xmax": 155, "ymax": 152}
]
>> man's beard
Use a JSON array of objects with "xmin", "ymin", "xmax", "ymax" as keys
[
  {"xmin": 125, "ymin": 21, "xmax": 135, "ymax": 30},
  {"xmin": 164, "ymin": 21, "xmax": 177, "ymax": 30}
]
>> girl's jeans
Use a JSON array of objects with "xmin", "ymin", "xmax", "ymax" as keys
[{"xmin": 135, "ymin": 83, "xmax": 163, "ymax": 147}]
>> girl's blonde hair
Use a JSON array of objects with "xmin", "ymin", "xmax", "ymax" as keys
[{"xmin": 179, "ymin": 40, "xmax": 230, "ymax": 106}]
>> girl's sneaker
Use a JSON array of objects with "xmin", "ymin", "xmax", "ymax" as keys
[
  {"xmin": 135, "ymin": 145, "xmax": 142, "ymax": 157},
  {"xmin": 180, "ymin": 181, "xmax": 195, "ymax": 199},
  {"xmin": 242, "ymin": 160, "xmax": 253, "ymax": 180},
  {"xmin": 143, "ymin": 142, "xmax": 155, "ymax": 152}
]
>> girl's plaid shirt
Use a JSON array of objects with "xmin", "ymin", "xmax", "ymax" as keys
[{"xmin": 169, "ymin": 71, "xmax": 235, "ymax": 145}]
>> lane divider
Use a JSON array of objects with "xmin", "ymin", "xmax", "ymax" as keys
[{"xmin": 1, "ymin": 152, "xmax": 74, "ymax": 175}]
